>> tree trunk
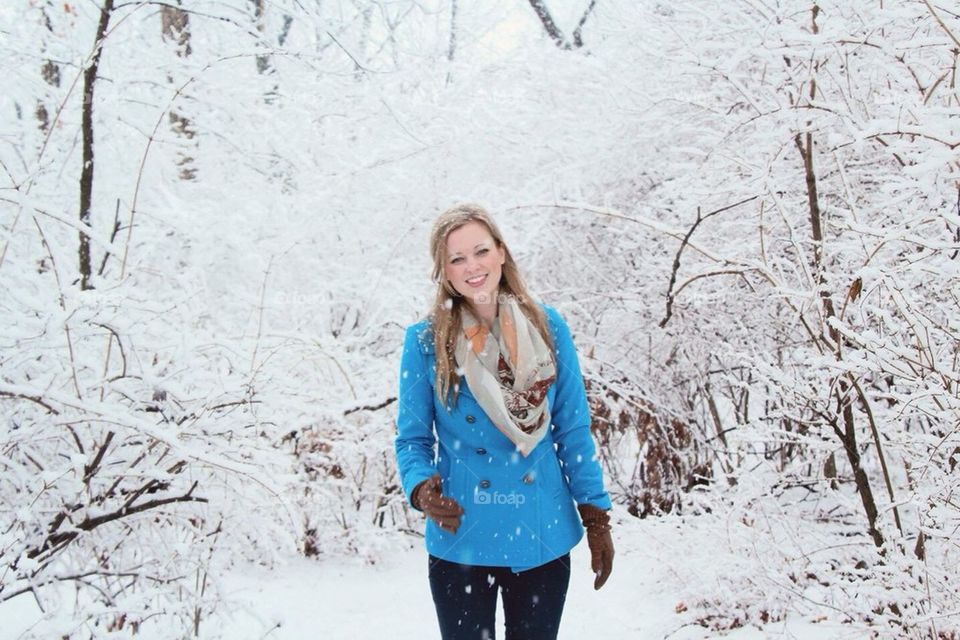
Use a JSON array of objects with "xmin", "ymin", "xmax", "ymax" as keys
[
  {"xmin": 796, "ymin": 3, "xmax": 887, "ymax": 552},
  {"xmin": 571, "ymin": 0, "xmax": 597, "ymax": 48},
  {"xmin": 35, "ymin": 5, "xmax": 61, "ymax": 132},
  {"xmin": 79, "ymin": 0, "xmax": 115, "ymax": 291},
  {"xmin": 527, "ymin": 0, "xmax": 568, "ymax": 48},
  {"xmin": 448, "ymin": 0, "xmax": 458, "ymax": 62},
  {"xmin": 837, "ymin": 384, "xmax": 885, "ymax": 548},
  {"xmin": 253, "ymin": 0, "xmax": 272, "ymax": 75},
  {"xmin": 356, "ymin": 6, "xmax": 373, "ymax": 79},
  {"xmin": 160, "ymin": 4, "xmax": 191, "ymax": 55},
  {"xmin": 161, "ymin": 4, "xmax": 197, "ymax": 180},
  {"xmin": 36, "ymin": 59, "xmax": 61, "ymax": 133},
  {"xmin": 527, "ymin": 0, "xmax": 597, "ymax": 50}
]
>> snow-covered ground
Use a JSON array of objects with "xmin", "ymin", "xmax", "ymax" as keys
[{"xmin": 1, "ymin": 508, "xmax": 855, "ymax": 639}]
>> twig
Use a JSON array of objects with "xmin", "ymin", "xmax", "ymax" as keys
[
  {"xmin": 31, "ymin": 218, "xmax": 83, "ymax": 400},
  {"xmin": 82, "ymin": 431, "xmax": 115, "ymax": 486},
  {"xmin": 1, "ymin": 569, "xmax": 173, "ymax": 603},
  {"xmin": 325, "ymin": 30, "xmax": 373, "ymax": 73},
  {"xmin": 250, "ymin": 254, "xmax": 277, "ymax": 376},
  {"xmin": 97, "ymin": 199, "xmax": 122, "ymax": 277},
  {"xmin": 0, "ymin": 390, "xmax": 60, "ymax": 414},
  {"xmin": 660, "ymin": 195, "xmax": 759, "ymax": 327},
  {"xmin": 922, "ymin": 0, "xmax": 960, "ymax": 49},
  {"xmin": 344, "ymin": 396, "xmax": 396, "ymax": 416},
  {"xmin": 848, "ymin": 375, "xmax": 903, "ymax": 536},
  {"xmin": 572, "ymin": 0, "xmax": 598, "ymax": 48}
]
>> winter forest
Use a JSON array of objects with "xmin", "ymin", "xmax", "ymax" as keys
[{"xmin": 1, "ymin": 0, "xmax": 958, "ymax": 638}]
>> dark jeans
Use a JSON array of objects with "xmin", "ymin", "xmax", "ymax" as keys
[{"xmin": 427, "ymin": 553, "xmax": 571, "ymax": 640}]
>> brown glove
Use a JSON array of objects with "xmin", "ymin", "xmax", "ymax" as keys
[
  {"xmin": 577, "ymin": 503, "xmax": 614, "ymax": 590},
  {"xmin": 412, "ymin": 474, "xmax": 464, "ymax": 534}
]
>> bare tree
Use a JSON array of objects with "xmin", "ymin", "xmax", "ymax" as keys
[{"xmin": 527, "ymin": 0, "xmax": 597, "ymax": 50}]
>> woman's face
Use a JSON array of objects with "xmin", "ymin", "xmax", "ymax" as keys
[{"xmin": 444, "ymin": 221, "xmax": 506, "ymax": 307}]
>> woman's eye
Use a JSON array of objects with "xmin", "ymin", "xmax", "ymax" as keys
[
  {"xmin": 451, "ymin": 256, "xmax": 463, "ymax": 264},
  {"xmin": 477, "ymin": 248, "xmax": 489, "ymax": 256}
]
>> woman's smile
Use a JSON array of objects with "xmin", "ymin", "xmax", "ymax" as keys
[{"xmin": 465, "ymin": 274, "xmax": 487, "ymax": 287}]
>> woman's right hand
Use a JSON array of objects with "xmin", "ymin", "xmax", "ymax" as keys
[{"xmin": 412, "ymin": 474, "xmax": 464, "ymax": 534}]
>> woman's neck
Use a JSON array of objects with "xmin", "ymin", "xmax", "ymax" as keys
[{"xmin": 467, "ymin": 296, "xmax": 499, "ymax": 330}]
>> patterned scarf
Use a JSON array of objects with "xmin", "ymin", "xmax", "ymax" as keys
[{"xmin": 454, "ymin": 296, "xmax": 556, "ymax": 457}]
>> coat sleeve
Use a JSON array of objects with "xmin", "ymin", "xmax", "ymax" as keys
[
  {"xmin": 393, "ymin": 324, "xmax": 438, "ymax": 512},
  {"xmin": 545, "ymin": 306, "xmax": 613, "ymax": 511}
]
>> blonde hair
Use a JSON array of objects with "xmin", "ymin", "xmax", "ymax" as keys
[{"xmin": 427, "ymin": 203, "xmax": 554, "ymax": 409}]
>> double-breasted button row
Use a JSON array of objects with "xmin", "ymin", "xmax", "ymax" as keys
[{"xmin": 474, "ymin": 474, "xmax": 535, "ymax": 489}]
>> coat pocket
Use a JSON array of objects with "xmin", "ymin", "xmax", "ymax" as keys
[{"xmin": 542, "ymin": 452, "xmax": 569, "ymax": 498}]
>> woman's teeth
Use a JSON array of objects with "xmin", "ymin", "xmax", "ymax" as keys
[{"xmin": 466, "ymin": 275, "xmax": 487, "ymax": 287}]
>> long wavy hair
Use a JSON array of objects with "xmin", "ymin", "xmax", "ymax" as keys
[{"xmin": 427, "ymin": 203, "xmax": 554, "ymax": 409}]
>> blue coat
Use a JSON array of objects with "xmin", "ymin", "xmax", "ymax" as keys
[{"xmin": 394, "ymin": 303, "xmax": 612, "ymax": 572}]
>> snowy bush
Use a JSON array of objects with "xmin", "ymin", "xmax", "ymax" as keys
[{"xmin": 583, "ymin": 1, "xmax": 960, "ymax": 635}]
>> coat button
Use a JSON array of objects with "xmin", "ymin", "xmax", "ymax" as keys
[
  {"xmin": 465, "ymin": 415, "xmax": 476, "ymax": 423},
  {"xmin": 521, "ymin": 473, "xmax": 535, "ymax": 485},
  {"xmin": 475, "ymin": 447, "xmax": 487, "ymax": 455},
  {"xmin": 479, "ymin": 479, "xmax": 491, "ymax": 489}
]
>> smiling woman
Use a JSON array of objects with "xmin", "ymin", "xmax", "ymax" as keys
[{"xmin": 394, "ymin": 203, "xmax": 615, "ymax": 640}]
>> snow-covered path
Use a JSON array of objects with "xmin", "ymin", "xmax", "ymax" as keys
[{"xmin": 216, "ymin": 536, "xmax": 676, "ymax": 639}]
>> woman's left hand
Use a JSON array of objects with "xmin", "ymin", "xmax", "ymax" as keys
[{"xmin": 577, "ymin": 503, "xmax": 614, "ymax": 589}]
